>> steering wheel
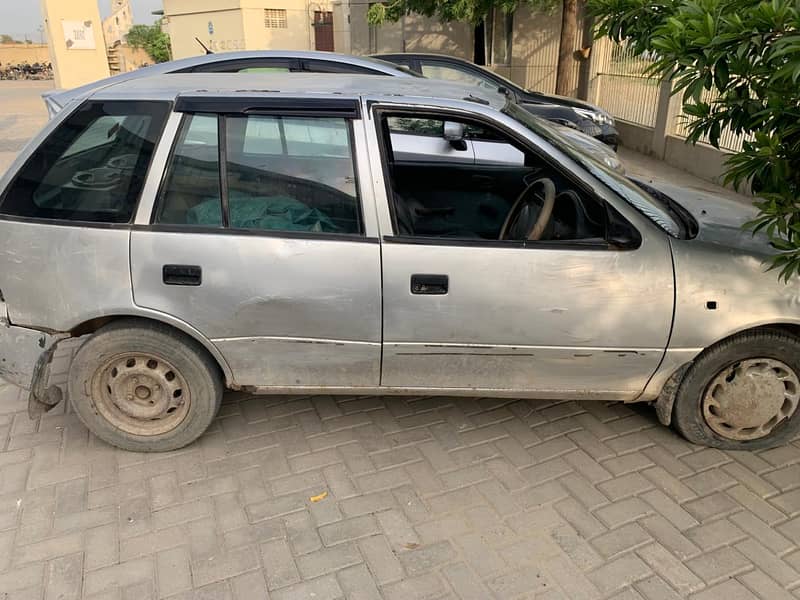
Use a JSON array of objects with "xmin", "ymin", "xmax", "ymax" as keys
[{"xmin": 498, "ymin": 177, "xmax": 557, "ymax": 241}]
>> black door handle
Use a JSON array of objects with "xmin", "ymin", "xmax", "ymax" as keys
[
  {"xmin": 163, "ymin": 265, "xmax": 202, "ymax": 286},
  {"xmin": 411, "ymin": 274, "xmax": 448, "ymax": 295}
]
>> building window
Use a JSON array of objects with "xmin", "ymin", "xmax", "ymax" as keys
[{"xmin": 264, "ymin": 9, "xmax": 288, "ymax": 28}]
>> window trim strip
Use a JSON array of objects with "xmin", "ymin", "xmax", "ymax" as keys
[
  {"xmin": 217, "ymin": 114, "xmax": 231, "ymax": 228},
  {"xmin": 175, "ymin": 96, "xmax": 361, "ymax": 119}
]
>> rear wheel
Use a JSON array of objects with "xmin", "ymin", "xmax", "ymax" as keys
[
  {"xmin": 672, "ymin": 330, "xmax": 800, "ymax": 450},
  {"xmin": 69, "ymin": 321, "xmax": 223, "ymax": 452}
]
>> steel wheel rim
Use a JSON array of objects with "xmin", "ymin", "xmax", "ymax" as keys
[
  {"xmin": 91, "ymin": 352, "xmax": 191, "ymax": 436},
  {"xmin": 702, "ymin": 358, "xmax": 800, "ymax": 441}
]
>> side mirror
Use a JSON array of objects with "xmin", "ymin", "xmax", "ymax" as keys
[{"xmin": 443, "ymin": 121, "xmax": 467, "ymax": 151}]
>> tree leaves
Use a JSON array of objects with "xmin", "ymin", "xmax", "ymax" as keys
[
  {"xmin": 125, "ymin": 21, "xmax": 171, "ymax": 63},
  {"xmin": 588, "ymin": 0, "xmax": 800, "ymax": 281},
  {"xmin": 366, "ymin": 0, "xmax": 557, "ymax": 25}
]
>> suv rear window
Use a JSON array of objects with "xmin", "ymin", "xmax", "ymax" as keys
[{"xmin": 0, "ymin": 101, "xmax": 169, "ymax": 223}]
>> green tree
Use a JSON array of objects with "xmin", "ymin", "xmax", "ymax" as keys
[
  {"xmin": 0, "ymin": 34, "xmax": 16, "ymax": 44},
  {"xmin": 126, "ymin": 21, "xmax": 171, "ymax": 63},
  {"xmin": 366, "ymin": 0, "xmax": 587, "ymax": 95},
  {"xmin": 589, "ymin": 0, "xmax": 800, "ymax": 279}
]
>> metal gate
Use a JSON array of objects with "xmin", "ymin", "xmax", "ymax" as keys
[{"xmin": 314, "ymin": 11, "xmax": 334, "ymax": 52}]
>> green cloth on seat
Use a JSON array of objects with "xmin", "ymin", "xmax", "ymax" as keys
[{"xmin": 187, "ymin": 193, "xmax": 338, "ymax": 232}]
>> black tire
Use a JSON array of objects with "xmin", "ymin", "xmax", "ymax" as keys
[
  {"xmin": 672, "ymin": 329, "xmax": 800, "ymax": 450},
  {"xmin": 68, "ymin": 320, "xmax": 223, "ymax": 452}
]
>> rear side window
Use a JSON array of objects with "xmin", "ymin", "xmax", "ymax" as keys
[
  {"xmin": 157, "ymin": 114, "xmax": 362, "ymax": 235},
  {"xmin": 0, "ymin": 101, "xmax": 169, "ymax": 223}
]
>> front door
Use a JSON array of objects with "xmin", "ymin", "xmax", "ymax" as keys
[
  {"xmin": 372, "ymin": 108, "xmax": 674, "ymax": 399},
  {"xmin": 314, "ymin": 11, "xmax": 334, "ymax": 52},
  {"xmin": 131, "ymin": 101, "xmax": 381, "ymax": 388}
]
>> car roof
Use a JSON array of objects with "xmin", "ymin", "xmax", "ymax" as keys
[
  {"xmin": 44, "ymin": 50, "xmax": 415, "ymax": 107},
  {"xmin": 89, "ymin": 72, "xmax": 509, "ymax": 111}
]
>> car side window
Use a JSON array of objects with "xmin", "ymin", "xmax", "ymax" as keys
[
  {"xmin": 420, "ymin": 63, "xmax": 500, "ymax": 93},
  {"xmin": 0, "ymin": 100, "xmax": 169, "ymax": 223},
  {"xmin": 157, "ymin": 114, "xmax": 222, "ymax": 226},
  {"xmin": 185, "ymin": 59, "xmax": 297, "ymax": 73},
  {"xmin": 388, "ymin": 117, "xmax": 504, "ymax": 142},
  {"xmin": 380, "ymin": 111, "xmax": 606, "ymax": 243},
  {"xmin": 302, "ymin": 60, "xmax": 381, "ymax": 74},
  {"xmin": 156, "ymin": 113, "xmax": 362, "ymax": 235}
]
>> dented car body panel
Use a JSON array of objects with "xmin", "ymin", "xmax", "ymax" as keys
[
  {"xmin": 0, "ymin": 74, "xmax": 794, "ymax": 408},
  {"xmin": 0, "ymin": 318, "xmax": 61, "ymax": 390}
]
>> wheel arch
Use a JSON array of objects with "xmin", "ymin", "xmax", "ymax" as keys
[
  {"xmin": 652, "ymin": 322, "xmax": 800, "ymax": 426},
  {"xmin": 66, "ymin": 311, "xmax": 235, "ymax": 387}
]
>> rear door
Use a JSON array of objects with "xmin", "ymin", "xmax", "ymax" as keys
[{"xmin": 131, "ymin": 98, "xmax": 382, "ymax": 388}]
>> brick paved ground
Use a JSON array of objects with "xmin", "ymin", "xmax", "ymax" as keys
[
  {"xmin": 1, "ymin": 80, "xmax": 799, "ymax": 599},
  {"xmin": 0, "ymin": 382, "xmax": 799, "ymax": 600}
]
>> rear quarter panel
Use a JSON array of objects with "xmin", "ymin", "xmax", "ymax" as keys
[{"xmin": 0, "ymin": 221, "xmax": 134, "ymax": 330}]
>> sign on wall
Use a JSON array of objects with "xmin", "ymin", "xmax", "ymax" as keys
[{"xmin": 62, "ymin": 20, "xmax": 97, "ymax": 50}]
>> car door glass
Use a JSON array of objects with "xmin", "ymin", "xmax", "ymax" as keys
[
  {"xmin": 282, "ymin": 118, "xmax": 350, "ymax": 157},
  {"xmin": 226, "ymin": 115, "xmax": 361, "ymax": 233},
  {"xmin": 380, "ymin": 112, "xmax": 606, "ymax": 242},
  {"xmin": 157, "ymin": 114, "xmax": 223, "ymax": 226},
  {"xmin": 238, "ymin": 67, "xmax": 290, "ymax": 73},
  {"xmin": 387, "ymin": 117, "xmax": 443, "ymax": 137},
  {"xmin": 420, "ymin": 64, "xmax": 500, "ymax": 93},
  {"xmin": 156, "ymin": 114, "xmax": 362, "ymax": 234},
  {"xmin": 0, "ymin": 101, "xmax": 169, "ymax": 223},
  {"xmin": 302, "ymin": 60, "xmax": 379, "ymax": 74},
  {"xmin": 188, "ymin": 59, "xmax": 296, "ymax": 73}
]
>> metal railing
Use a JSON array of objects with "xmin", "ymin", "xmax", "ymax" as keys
[
  {"xmin": 595, "ymin": 42, "xmax": 748, "ymax": 153},
  {"xmin": 595, "ymin": 42, "xmax": 660, "ymax": 127},
  {"xmin": 674, "ymin": 89, "xmax": 752, "ymax": 153}
]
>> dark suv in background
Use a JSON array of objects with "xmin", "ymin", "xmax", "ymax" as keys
[{"xmin": 374, "ymin": 53, "xmax": 619, "ymax": 148}]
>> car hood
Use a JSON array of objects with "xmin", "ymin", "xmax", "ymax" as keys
[{"xmin": 646, "ymin": 180, "xmax": 770, "ymax": 255}]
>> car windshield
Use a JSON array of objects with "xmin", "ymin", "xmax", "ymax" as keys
[{"xmin": 503, "ymin": 103, "xmax": 683, "ymax": 237}]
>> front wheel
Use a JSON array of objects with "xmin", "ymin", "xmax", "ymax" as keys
[
  {"xmin": 69, "ymin": 321, "xmax": 223, "ymax": 452},
  {"xmin": 672, "ymin": 330, "xmax": 800, "ymax": 450}
]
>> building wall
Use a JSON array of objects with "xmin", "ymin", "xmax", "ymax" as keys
[
  {"xmin": 331, "ymin": 0, "xmax": 351, "ymax": 54},
  {"xmin": 40, "ymin": 0, "xmax": 110, "ymax": 88},
  {"xmin": 164, "ymin": 0, "xmax": 334, "ymax": 60},
  {"xmin": 116, "ymin": 45, "xmax": 152, "ymax": 70},
  {"xmin": 345, "ymin": 0, "xmax": 471, "ymax": 57},
  {"xmin": 163, "ymin": 0, "xmax": 245, "ymax": 59},
  {"xmin": 0, "ymin": 44, "xmax": 50, "ymax": 65},
  {"xmin": 342, "ymin": 4, "xmax": 581, "ymax": 95},
  {"xmin": 241, "ymin": 0, "xmax": 329, "ymax": 52},
  {"xmin": 103, "ymin": 0, "xmax": 135, "ymax": 46}
]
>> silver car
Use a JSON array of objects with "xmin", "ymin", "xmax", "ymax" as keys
[{"xmin": 1, "ymin": 74, "xmax": 797, "ymax": 452}]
